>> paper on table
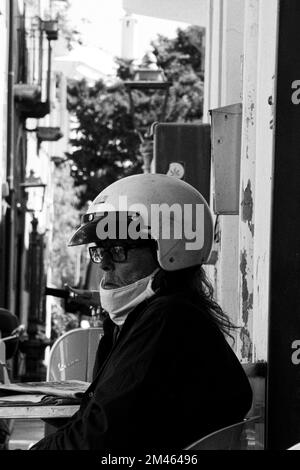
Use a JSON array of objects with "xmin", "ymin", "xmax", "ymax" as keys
[
  {"xmin": 0, "ymin": 394, "xmax": 47, "ymax": 404},
  {"xmin": 0, "ymin": 394, "xmax": 82, "ymax": 406},
  {"xmin": 0, "ymin": 380, "xmax": 90, "ymax": 399}
]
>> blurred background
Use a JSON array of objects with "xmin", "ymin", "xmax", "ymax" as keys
[
  {"xmin": 0, "ymin": 0, "xmax": 208, "ymax": 382},
  {"xmin": 2, "ymin": 0, "xmax": 299, "ymax": 452}
]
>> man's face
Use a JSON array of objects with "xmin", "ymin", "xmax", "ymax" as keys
[{"xmin": 98, "ymin": 240, "xmax": 159, "ymax": 289}]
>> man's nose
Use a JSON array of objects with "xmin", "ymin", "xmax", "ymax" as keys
[{"xmin": 99, "ymin": 251, "xmax": 115, "ymax": 271}]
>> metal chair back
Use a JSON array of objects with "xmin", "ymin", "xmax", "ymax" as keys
[
  {"xmin": 47, "ymin": 327, "xmax": 103, "ymax": 382},
  {"xmin": 184, "ymin": 415, "xmax": 262, "ymax": 450}
]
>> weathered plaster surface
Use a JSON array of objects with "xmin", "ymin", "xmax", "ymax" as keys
[
  {"xmin": 241, "ymin": 179, "xmax": 254, "ymax": 236},
  {"xmin": 240, "ymin": 249, "xmax": 253, "ymax": 359}
]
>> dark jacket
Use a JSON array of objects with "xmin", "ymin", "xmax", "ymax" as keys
[{"xmin": 31, "ymin": 293, "xmax": 252, "ymax": 450}]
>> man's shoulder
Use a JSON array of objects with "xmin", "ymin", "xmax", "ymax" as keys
[
  {"xmin": 146, "ymin": 292, "xmax": 192, "ymax": 311},
  {"xmin": 138, "ymin": 292, "xmax": 205, "ymax": 326},
  {"xmin": 139, "ymin": 293, "xmax": 226, "ymax": 339}
]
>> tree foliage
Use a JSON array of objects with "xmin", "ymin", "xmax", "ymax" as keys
[
  {"xmin": 51, "ymin": 162, "xmax": 84, "ymax": 288},
  {"xmin": 67, "ymin": 25, "xmax": 205, "ymax": 207},
  {"xmin": 152, "ymin": 25, "xmax": 205, "ymax": 122},
  {"xmin": 67, "ymin": 78, "xmax": 142, "ymax": 207}
]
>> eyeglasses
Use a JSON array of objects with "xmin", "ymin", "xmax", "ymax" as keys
[{"xmin": 89, "ymin": 243, "xmax": 149, "ymax": 264}]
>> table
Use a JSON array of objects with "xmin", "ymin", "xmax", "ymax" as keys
[{"xmin": 0, "ymin": 404, "xmax": 80, "ymax": 419}]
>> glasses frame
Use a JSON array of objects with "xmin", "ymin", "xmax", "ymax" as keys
[{"xmin": 89, "ymin": 242, "xmax": 150, "ymax": 264}]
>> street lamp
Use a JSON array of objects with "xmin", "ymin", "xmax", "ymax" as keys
[
  {"xmin": 20, "ymin": 170, "xmax": 46, "ymax": 213},
  {"xmin": 124, "ymin": 52, "xmax": 171, "ymax": 173},
  {"xmin": 20, "ymin": 171, "xmax": 49, "ymax": 381},
  {"xmin": 42, "ymin": 19, "xmax": 59, "ymax": 41}
]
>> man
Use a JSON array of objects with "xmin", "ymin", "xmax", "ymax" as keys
[{"xmin": 32, "ymin": 174, "xmax": 252, "ymax": 450}]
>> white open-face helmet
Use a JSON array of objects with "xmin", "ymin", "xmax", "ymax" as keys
[{"xmin": 69, "ymin": 174, "xmax": 214, "ymax": 271}]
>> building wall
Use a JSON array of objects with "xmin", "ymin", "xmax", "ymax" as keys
[
  {"xmin": 123, "ymin": 0, "xmax": 279, "ymax": 362},
  {"xmin": 0, "ymin": 0, "xmax": 8, "ymax": 213},
  {"xmin": 204, "ymin": 1, "xmax": 245, "ymax": 338},
  {"xmin": 0, "ymin": 0, "xmax": 69, "ymax": 330},
  {"xmin": 236, "ymin": 0, "xmax": 259, "ymax": 361},
  {"xmin": 252, "ymin": 0, "xmax": 278, "ymax": 360},
  {"xmin": 0, "ymin": 0, "xmax": 27, "ymax": 314},
  {"xmin": 202, "ymin": 0, "xmax": 278, "ymax": 361},
  {"xmin": 0, "ymin": 0, "xmax": 9, "ymax": 288},
  {"xmin": 20, "ymin": 0, "xmax": 70, "ymax": 333},
  {"xmin": 123, "ymin": 0, "xmax": 209, "ymax": 26},
  {"xmin": 204, "ymin": 0, "xmax": 278, "ymax": 361}
]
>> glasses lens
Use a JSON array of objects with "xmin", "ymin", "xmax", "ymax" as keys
[
  {"xmin": 89, "ymin": 245, "xmax": 127, "ymax": 263},
  {"xmin": 89, "ymin": 246, "xmax": 101, "ymax": 263}
]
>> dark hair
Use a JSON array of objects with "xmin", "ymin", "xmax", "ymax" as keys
[{"xmin": 153, "ymin": 265, "xmax": 238, "ymax": 342}]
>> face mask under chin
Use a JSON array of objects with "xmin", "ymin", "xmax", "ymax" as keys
[{"xmin": 99, "ymin": 268, "xmax": 160, "ymax": 325}]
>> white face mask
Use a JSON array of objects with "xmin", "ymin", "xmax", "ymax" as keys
[{"xmin": 99, "ymin": 268, "xmax": 160, "ymax": 326}]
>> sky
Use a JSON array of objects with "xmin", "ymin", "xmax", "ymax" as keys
[{"xmin": 62, "ymin": 0, "xmax": 189, "ymax": 76}]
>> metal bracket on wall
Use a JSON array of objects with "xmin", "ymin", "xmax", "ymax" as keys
[{"xmin": 209, "ymin": 103, "xmax": 243, "ymax": 215}]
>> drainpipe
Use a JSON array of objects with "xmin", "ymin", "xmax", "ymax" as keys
[{"xmin": 5, "ymin": 0, "xmax": 15, "ymax": 311}]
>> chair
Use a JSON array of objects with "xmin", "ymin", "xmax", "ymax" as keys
[
  {"xmin": 287, "ymin": 442, "xmax": 300, "ymax": 450},
  {"xmin": 0, "ymin": 309, "xmax": 19, "ymax": 362},
  {"xmin": 0, "ymin": 341, "xmax": 9, "ymax": 384},
  {"xmin": 184, "ymin": 415, "xmax": 262, "ymax": 450},
  {"xmin": 44, "ymin": 327, "xmax": 103, "ymax": 438},
  {"xmin": 8, "ymin": 328, "xmax": 103, "ymax": 448},
  {"xmin": 47, "ymin": 327, "xmax": 103, "ymax": 382},
  {"xmin": 0, "ymin": 310, "xmax": 21, "ymax": 450}
]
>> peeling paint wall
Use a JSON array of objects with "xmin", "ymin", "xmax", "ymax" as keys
[
  {"xmin": 205, "ymin": 0, "xmax": 245, "ymax": 336},
  {"xmin": 237, "ymin": 0, "xmax": 259, "ymax": 362},
  {"xmin": 240, "ymin": 249, "xmax": 253, "ymax": 325},
  {"xmin": 208, "ymin": 0, "xmax": 277, "ymax": 362},
  {"xmin": 123, "ymin": 0, "xmax": 278, "ymax": 364},
  {"xmin": 212, "ymin": 0, "xmax": 277, "ymax": 363},
  {"xmin": 217, "ymin": 0, "xmax": 245, "ymax": 336},
  {"xmin": 241, "ymin": 180, "xmax": 254, "ymax": 236},
  {"xmin": 252, "ymin": 0, "xmax": 278, "ymax": 361}
]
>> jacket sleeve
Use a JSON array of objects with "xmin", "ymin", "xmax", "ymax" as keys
[{"xmin": 30, "ymin": 300, "xmax": 171, "ymax": 450}]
